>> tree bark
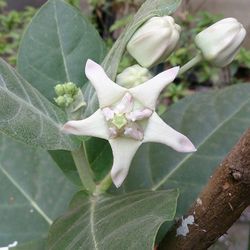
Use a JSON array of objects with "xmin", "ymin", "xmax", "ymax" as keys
[{"xmin": 159, "ymin": 128, "xmax": 250, "ymax": 250}]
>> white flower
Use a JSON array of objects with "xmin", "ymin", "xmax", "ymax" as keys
[
  {"xmin": 195, "ymin": 18, "xmax": 246, "ymax": 67},
  {"xmin": 62, "ymin": 60, "xmax": 196, "ymax": 188},
  {"xmin": 127, "ymin": 16, "xmax": 181, "ymax": 68}
]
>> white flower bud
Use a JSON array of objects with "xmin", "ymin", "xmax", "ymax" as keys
[
  {"xmin": 127, "ymin": 16, "xmax": 181, "ymax": 68},
  {"xmin": 195, "ymin": 18, "xmax": 246, "ymax": 67},
  {"xmin": 116, "ymin": 64, "xmax": 152, "ymax": 88}
]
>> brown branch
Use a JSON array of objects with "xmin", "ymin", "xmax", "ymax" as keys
[{"xmin": 159, "ymin": 128, "xmax": 250, "ymax": 250}]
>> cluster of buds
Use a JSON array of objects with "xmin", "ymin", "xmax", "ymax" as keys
[{"xmin": 54, "ymin": 82, "xmax": 80, "ymax": 107}]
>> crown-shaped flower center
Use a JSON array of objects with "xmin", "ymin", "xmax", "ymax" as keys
[
  {"xmin": 112, "ymin": 114, "xmax": 127, "ymax": 129},
  {"xmin": 102, "ymin": 92, "xmax": 153, "ymax": 141}
]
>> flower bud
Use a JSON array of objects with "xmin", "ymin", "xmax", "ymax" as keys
[
  {"xmin": 54, "ymin": 82, "xmax": 83, "ymax": 109},
  {"xmin": 116, "ymin": 64, "xmax": 152, "ymax": 88},
  {"xmin": 64, "ymin": 82, "xmax": 79, "ymax": 96},
  {"xmin": 64, "ymin": 94, "xmax": 74, "ymax": 107},
  {"xmin": 55, "ymin": 84, "xmax": 65, "ymax": 96},
  {"xmin": 195, "ymin": 18, "xmax": 246, "ymax": 67},
  {"xmin": 126, "ymin": 16, "xmax": 181, "ymax": 68},
  {"xmin": 54, "ymin": 82, "xmax": 79, "ymax": 97},
  {"xmin": 54, "ymin": 96, "xmax": 66, "ymax": 107}
]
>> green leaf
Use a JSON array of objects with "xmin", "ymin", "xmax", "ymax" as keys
[
  {"xmin": 120, "ymin": 84, "xmax": 250, "ymax": 215},
  {"xmin": 49, "ymin": 138, "xmax": 113, "ymax": 186},
  {"xmin": 0, "ymin": 59, "xmax": 79, "ymax": 150},
  {"xmin": 16, "ymin": 0, "xmax": 105, "ymax": 183},
  {"xmin": 84, "ymin": 0, "xmax": 181, "ymax": 115},
  {"xmin": 85, "ymin": 138, "xmax": 112, "ymax": 182},
  {"xmin": 0, "ymin": 134, "xmax": 77, "ymax": 246},
  {"xmin": 49, "ymin": 150, "xmax": 82, "ymax": 185},
  {"xmin": 17, "ymin": 0, "xmax": 105, "ymax": 102},
  {"xmin": 47, "ymin": 189, "xmax": 179, "ymax": 250},
  {"xmin": 12, "ymin": 239, "xmax": 46, "ymax": 250}
]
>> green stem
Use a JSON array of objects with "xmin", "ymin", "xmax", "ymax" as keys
[
  {"xmin": 179, "ymin": 53, "xmax": 202, "ymax": 75},
  {"xmin": 95, "ymin": 173, "xmax": 113, "ymax": 195},
  {"xmin": 71, "ymin": 144, "xmax": 96, "ymax": 193}
]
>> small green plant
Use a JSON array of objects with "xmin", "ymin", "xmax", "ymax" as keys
[
  {"xmin": 0, "ymin": 0, "xmax": 36, "ymax": 65},
  {"xmin": 67, "ymin": 0, "xmax": 80, "ymax": 8},
  {"xmin": 164, "ymin": 83, "xmax": 189, "ymax": 103}
]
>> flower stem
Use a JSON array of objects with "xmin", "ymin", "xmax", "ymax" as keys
[
  {"xmin": 179, "ymin": 53, "xmax": 202, "ymax": 75},
  {"xmin": 94, "ymin": 173, "xmax": 113, "ymax": 195},
  {"xmin": 71, "ymin": 144, "xmax": 96, "ymax": 193}
]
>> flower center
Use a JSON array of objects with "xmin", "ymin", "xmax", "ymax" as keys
[
  {"xmin": 112, "ymin": 114, "xmax": 127, "ymax": 129},
  {"xmin": 102, "ymin": 93, "xmax": 153, "ymax": 141}
]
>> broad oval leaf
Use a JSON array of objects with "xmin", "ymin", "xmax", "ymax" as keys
[
  {"xmin": 0, "ymin": 134, "xmax": 76, "ymax": 246},
  {"xmin": 49, "ymin": 150, "xmax": 82, "ymax": 185},
  {"xmin": 121, "ymin": 83, "xmax": 250, "ymax": 215},
  {"xmin": 16, "ymin": 0, "xmax": 105, "ymax": 183},
  {"xmin": 17, "ymin": 0, "xmax": 105, "ymax": 102},
  {"xmin": 12, "ymin": 239, "xmax": 45, "ymax": 250},
  {"xmin": 47, "ymin": 189, "xmax": 178, "ymax": 250},
  {"xmin": 0, "ymin": 59, "xmax": 79, "ymax": 150}
]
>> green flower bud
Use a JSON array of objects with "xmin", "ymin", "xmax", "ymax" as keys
[
  {"xmin": 64, "ymin": 94, "xmax": 74, "ymax": 107},
  {"xmin": 54, "ymin": 82, "xmax": 86, "ymax": 117},
  {"xmin": 195, "ymin": 18, "xmax": 246, "ymax": 67},
  {"xmin": 54, "ymin": 84, "xmax": 65, "ymax": 96},
  {"xmin": 116, "ymin": 64, "xmax": 152, "ymax": 88},
  {"xmin": 64, "ymin": 82, "xmax": 79, "ymax": 96},
  {"xmin": 54, "ymin": 96, "xmax": 66, "ymax": 107},
  {"xmin": 127, "ymin": 16, "xmax": 181, "ymax": 68}
]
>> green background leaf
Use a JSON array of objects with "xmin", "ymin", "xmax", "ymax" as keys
[
  {"xmin": 16, "ymin": 0, "xmax": 106, "ymax": 183},
  {"xmin": 12, "ymin": 239, "xmax": 46, "ymax": 250},
  {"xmin": 17, "ymin": 0, "xmax": 105, "ymax": 102},
  {"xmin": 0, "ymin": 134, "xmax": 77, "ymax": 246},
  {"xmin": 85, "ymin": 138, "xmax": 113, "ymax": 182},
  {"xmin": 0, "ymin": 59, "xmax": 78, "ymax": 150},
  {"xmin": 119, "ymin": 84, "xmax": 250, "ymax": 216},
  {"xmin": 49, "ymin": 150, "xmax": 82, "ymax": 185},
  {"xmin": 47, "ymin": 189, "xmax": 178, "ymax": 250}
]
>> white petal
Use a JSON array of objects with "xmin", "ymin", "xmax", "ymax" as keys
[
  {"xmin": 129, "ymin": 67, "xmax": 179, "ymax": 109},
  {"xmin": 85, "ymin": 59, "xmax": 126, "ymax": 107},
  {"xmin": 109, "ymin": 138, "xmax": 142, "ymax": 187},
  {"xmin": 143, "ymin": 112, "xmax": 196, "ymax": 153},
  {"xmin": 114, "ymin": 92, "xmax": 133, "ymax": 114},
  {"xmin": 62, "ymin": 109, "xmax": 109, "ymax": 140}
]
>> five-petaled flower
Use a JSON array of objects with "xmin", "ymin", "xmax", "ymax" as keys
[{"xmin": 62, "ymin": 59, "xmax": 196, "ymax": 188}]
